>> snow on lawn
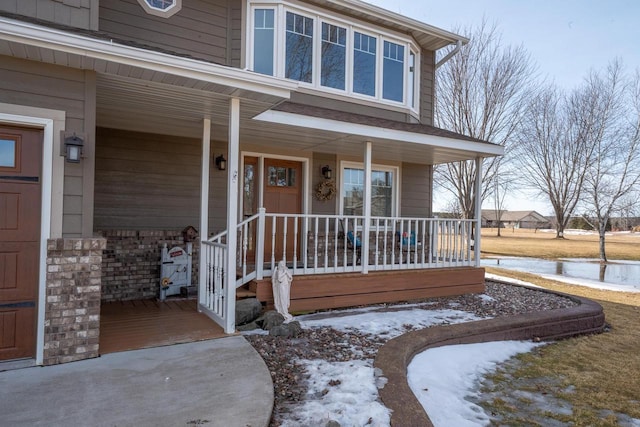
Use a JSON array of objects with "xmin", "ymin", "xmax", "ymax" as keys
[
  {"xmin": 408, "ymin": 341, "xmax": 544, "ymax": 427},
  {"xmin": 297, "ymin": 306, "xmax": 485, "ymax": 338},
  {"xmin": 269, "ymin": 305, "xmax": 489, "ymax": 426},
  {"xmin": 280, "ymin": 359, "xmax": 391, "ymax": 427}
]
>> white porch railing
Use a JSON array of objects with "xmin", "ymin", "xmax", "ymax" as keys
[
  {"xmin": 199, "ymin": 240, "xmax": 228, "ymax": 323},
  {"xmin": 200, "ymin": 209, "xmax": 477, "ymax": 320}
]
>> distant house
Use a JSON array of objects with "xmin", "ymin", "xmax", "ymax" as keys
[{"xmin": 482, "ymin": 210, "xmax": 551, "ymax": 230}]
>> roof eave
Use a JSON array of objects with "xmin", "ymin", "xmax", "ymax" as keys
[
  {"xmin": 307, "ymin": 0, "xmax": 468, "ymax": 50},
  {"xmin": 254, "ymin": 109, "xmax": 504, "ymax": 158},
  {"xmin": 0, "ymin": 16, "xmax": 297, "ymax": 101}
]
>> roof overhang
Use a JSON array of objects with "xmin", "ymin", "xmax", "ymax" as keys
[
  {"xmin": 303, "ymin": 0, "xmax": 468, "ymax": 50},
  {"xmin": 252, "ymin": 108, "xmax": 504, "ymax": 165},
  {"xmin": 0, "ymin": 16, "xmax": 297, "ymax": 104}
]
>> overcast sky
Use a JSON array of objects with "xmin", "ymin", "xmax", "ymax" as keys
[{"xmin": 366, "ymin": 0, "xmax": 640, "ymax": 214}]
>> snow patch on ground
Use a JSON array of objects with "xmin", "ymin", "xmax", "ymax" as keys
[
  {"xmin": 407, "ymin": 341, "xmax": 544, "ymax": 427},
  {"xmin": 280, "ymin": 359, "xmax": 390, "ymax": 427},
  {"xmin": 298, "ymin": 308, "xmax": 484, "ymax": 338}
]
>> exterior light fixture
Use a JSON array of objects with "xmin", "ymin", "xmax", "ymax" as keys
[
  {"xmin": 215, "ymin": 154, "xmax": 227, "ymax": 171},
  {"xmin": 321, "ymin": 165, "xmax": 332, "ymax": 180},
  {"xmin": 64, "ymin": 133, "xmax": 84, "ymax": 163}
]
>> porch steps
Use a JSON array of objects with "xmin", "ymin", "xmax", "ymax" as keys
[
  {"xmin": 249, "ymin": 267, "xmax": 485, "ymax": 312},
  {"xmin": 237, "ymin": 283, "xmax": 257, "ymax": 300}
]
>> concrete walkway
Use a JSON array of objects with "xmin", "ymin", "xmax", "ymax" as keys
[{"xmin": 0, "ymin": 336, "xmax": 273, "ymax": 427}]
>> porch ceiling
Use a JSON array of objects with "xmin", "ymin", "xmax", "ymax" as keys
[
  {"xmin": 95, "ymin": 77, "xmax": 497, "ymax": 165},
  {"xmin": 96, "ymin": 74, "xmax": 279, "ymax": 138},
  {"xmin": 99, "ymin": 74, "xmax": 499, "ymax": 165}
]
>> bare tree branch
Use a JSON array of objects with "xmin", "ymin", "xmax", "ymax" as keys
[{"xmin": 435, "ymin": 20, "xmax": 535, "ymax": 219}]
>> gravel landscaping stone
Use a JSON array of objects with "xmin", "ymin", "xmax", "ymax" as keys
[{"xmin": 246, "ymin": 282, "xmax": 578, "ymax": 426}]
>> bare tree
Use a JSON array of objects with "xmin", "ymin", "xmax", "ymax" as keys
[
  {"xmin": 491, "ymin": 170, "xmax": 512, "ymax": 236},
  {"xmin": 580, "ymin": 63, "xmax": 640, "ymax": 261},
  {"xmin": 513, "ymin": 71, "xmax": 617, "ymax": 239},
  {"xmin": 443, "ymin": 198, "xmax": 463, "ymax": 218},
  {"xmin": 615, "ymin": 195, "xmax": 639, "ymax": 230},
  {"xmin": 435, "ymin": 20, "xmax": 535, "ymax": 219}
]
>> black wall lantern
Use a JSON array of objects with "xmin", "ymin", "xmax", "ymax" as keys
[
  {"xmin": 63, "ymin": 133, "xmax": 84, "ymax": 163},
  {"xmin": 321, "ymin": 165, "xmax": 332, "ymax": 180},
  {"xmin": 215, "ymin": 154, "xmax": 227, "ymax": 171}
]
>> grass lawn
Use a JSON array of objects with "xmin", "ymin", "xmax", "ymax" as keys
[
  {"xmin": 479, "ymin": 230, "xmax": 640, "ymax": 426},
  {"xmin": 481, "ymin": 227, "xmax": 640, "ymax": 260}
]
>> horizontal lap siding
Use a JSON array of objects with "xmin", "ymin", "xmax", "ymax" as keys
[
  {"xmin": 420, "ymin": 49, "xmax": 435, "ymax": 125},
  {"xmin": 0, "ymin": 56, "xmax": 89, "ymax": 236},
  {"xmin": 94, "ymin": 128, "xmax": 227, "ymax": 232},
  {"xmin": 311, "ymin": 152, "xmax": 337, "ymax": 215},
  {"xmin": 1, "ymin": 0, "xmax": 94, "ymax": 29},
  {"xmin": 99, "ymin": 0, "xmax": 231, "ymax": 65},
  {"xmin": 229, "ymin": 0, "xmax": 243, "ymax": 67},
  {"xmin": 401, "ymin": 162, "xmax": 431, "ymax": 217}
]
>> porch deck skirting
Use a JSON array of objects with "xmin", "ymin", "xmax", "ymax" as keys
[{"xmin": 249, "ymin": 267, "xmax": 485, "ymax": 312}]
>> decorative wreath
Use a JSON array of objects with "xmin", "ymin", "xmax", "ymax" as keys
[
  {"xmin": 315, "ymin": 180, "xmax": 337, "ymax": 202},
  {"xmin": 161, "ymin": 277, "xmax": 171, "ymax": 289}
]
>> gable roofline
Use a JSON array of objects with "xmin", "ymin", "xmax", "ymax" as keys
[{"xmin": 305, "ymin": 0, "xmax": 468, "ymax": 50}]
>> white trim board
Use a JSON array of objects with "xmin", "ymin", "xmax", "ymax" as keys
[{"xmin": 254, "ymin": 109, "xmax": 505, "ymax": 157}]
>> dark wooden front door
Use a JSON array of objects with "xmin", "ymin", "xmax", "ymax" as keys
[
  {"xmin": 0, "ymin": 126, "xmax": 42, "ymax": 361},
  {"xmin": 263, "ymin": 159, "xmax": 303, "ymax": 262}
]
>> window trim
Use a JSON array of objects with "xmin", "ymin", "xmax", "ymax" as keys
[
  {"xmin": 137, "ymin": 0, "xmax": 182, "ymax": 18},
  {"xmin": 247, "ymin": 0, "xmax": 420, "ymax": 113},
  {"xmin": 339, "ymin": 161, "xmax": 399, "ymax": 217}
]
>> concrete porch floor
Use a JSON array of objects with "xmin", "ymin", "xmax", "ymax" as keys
[{"xmin": 0, "ymin": 336, "xmax": 273, "ymax": 427}]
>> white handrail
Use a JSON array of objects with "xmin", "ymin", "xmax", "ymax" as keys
[
  {"xmin": 200, "ymin": 212, "xmax": 478, "ymax": 338},
  {"xmin": 200, "ymin": 212, "xmax": 478, "ymax": 323}
]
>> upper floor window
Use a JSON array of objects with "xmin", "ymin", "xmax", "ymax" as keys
[
  {"xmin": 247, "ymin": 1, "xmax": 420, "ymax": 112},
  {"xmin": 254, "ymin": 9, "xmax": 275, "ymax": 75},
  {"xmin": 353, "ymin": 32, "xmax": 376, "ymax": 97},
  {"xmin": 137, "ymin": 0, "xmax": 181, "ymax": 18},
  {"xmin": 383, "ymin": 41, "xmax": 404, "ymax": 103},
  {"xmin": 285, "ymin": 12, "xmax": 314, "ymax": 83},
  {"xmin": 322, "ymin": 23, "xmax": 347, "ymax": 90}
]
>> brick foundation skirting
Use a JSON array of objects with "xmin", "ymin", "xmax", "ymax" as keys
[{"xmin": 44, "ymin": 238, "xmax": 106, "ymax": 365}]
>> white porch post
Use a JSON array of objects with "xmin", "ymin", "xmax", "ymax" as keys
[
  {"xmin": 256, "ymin": 207, "xmax": 266, "ymax": 280},
  {"xmin": 224, "ymin": 98, "xmax": 240, "ymax": 333},
  {"xmin": 362, "ymin": 141, "xmax": 372, "ymax": 274},
  {"xmin": 474, "ymin": 157, "xmax": 483, "ymax": 266},
  {"xmin": 198, "ymin": 118, "xmax": 211, "ymax": 308}
]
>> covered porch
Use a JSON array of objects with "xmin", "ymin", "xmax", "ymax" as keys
[
  {"xmin": 75, "ymin": 36, "xmax": 504, "ymax": 335},
  {"xmin": 92, "ymin": 79, "xmax": 502, "ymax": 335}
]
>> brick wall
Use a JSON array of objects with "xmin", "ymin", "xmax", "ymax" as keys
[
  {"xmin": 44, "ymin": 238, "xmax": 106, "ymax": 366},
  {"xmin": 98, "ymin": 230, "xmax": 199, "ymax": 302}
]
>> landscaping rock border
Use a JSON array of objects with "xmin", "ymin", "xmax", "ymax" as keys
[{"xmin": 373, "ymin": 282, "xmax": 606, "ymax": 427}]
